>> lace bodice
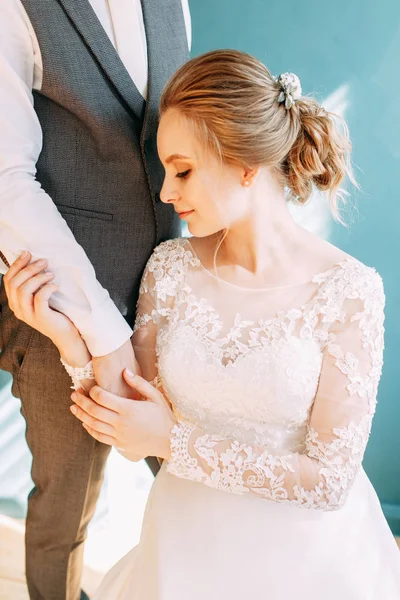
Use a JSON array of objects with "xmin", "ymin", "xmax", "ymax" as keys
[{"xmin": 132, "ymin": 238, "xmax": 385, "ymax": 511}]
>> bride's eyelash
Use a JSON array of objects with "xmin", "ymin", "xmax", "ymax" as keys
[{"xmin": 176, "ymin": 169, "xmax": 191, "ymax": 179}]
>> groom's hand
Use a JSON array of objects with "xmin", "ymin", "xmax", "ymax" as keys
[{"xmin": 92, "ymin": 339, "xmax": 140, "ymax": 399}]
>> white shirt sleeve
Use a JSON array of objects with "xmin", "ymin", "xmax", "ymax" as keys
[
  {"xmin": 181, "ymin": 0, "xmax": 192, "ymax": 51},
  {"xmin": 0, "ymin": 0, "xmax": 132, "ymax": 357}
]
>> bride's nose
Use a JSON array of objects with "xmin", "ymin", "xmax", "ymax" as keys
[{"xmin": 160, "ymin": 179, "xmax": 180, "ymax": 204}]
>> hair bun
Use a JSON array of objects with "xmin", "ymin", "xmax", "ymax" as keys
[{"xmin": 285, "ymin": 98, "xmax": 354, "ymax": 217}]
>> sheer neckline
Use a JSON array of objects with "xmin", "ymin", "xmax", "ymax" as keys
[{"xmin": 184, "ymin": 238, "xmax": 354, "ymax": 293}]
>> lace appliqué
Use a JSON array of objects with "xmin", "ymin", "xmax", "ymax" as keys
[
  {"xmin": 167, "ymin": 412, "xmax": 373, "ymax": 511},
  {"xmin": 60, "ymin": 358, "xmax": 95, "ymax": 391},
  {"xmin": 133, "ymin": 239, "xmax": 200, "ymax": 335},
  {"xmin": 168, "ymin": 421, "xmax": 298, "ymax": 497},
  {"xmin": 304, "ymin": 414, "xmax": 373, "ymax": 509}
]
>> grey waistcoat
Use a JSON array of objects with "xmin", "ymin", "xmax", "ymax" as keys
[{"xmin": 19, "ymin": 0, "xmax": 189, "ymax": 325}]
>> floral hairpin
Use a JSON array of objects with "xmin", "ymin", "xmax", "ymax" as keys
[{"xmin": 274, "ymin": 72, "xmax": 302, "ymax": 109}]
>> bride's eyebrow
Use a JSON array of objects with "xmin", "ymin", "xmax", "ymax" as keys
[{"xmin": 165, "ymin": 153, "xmax": 191, "ymax": 164}]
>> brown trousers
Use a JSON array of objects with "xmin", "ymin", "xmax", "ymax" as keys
[
  {"xmin": 0, "ymin": 283, "xmax": 110, "ymax": 600},
  {"xmin": 0, "ymin": 281, "xmax": 160, "ymax": 599}
]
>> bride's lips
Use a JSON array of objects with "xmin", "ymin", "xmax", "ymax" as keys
[{"xmin": 177, "ymin": 210, "xmax": 194, "ymax": 219}]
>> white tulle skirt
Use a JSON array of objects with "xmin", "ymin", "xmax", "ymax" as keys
[{"xmin": 93, "ymin": 463, "xmax": 400, "ymax": 600}]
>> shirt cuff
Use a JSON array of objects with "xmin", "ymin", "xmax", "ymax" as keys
[{"xmin": 77, "ymin": 297, "xmax": 133, "ymax": 357}]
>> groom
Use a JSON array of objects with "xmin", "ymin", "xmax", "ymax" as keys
[{"xmin": 0, "ymin": 1, "xmax": 190, "ymax": 598}]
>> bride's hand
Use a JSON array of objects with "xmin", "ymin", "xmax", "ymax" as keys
[
  {"xmin": 70, "ymin": 369, "xmax": 177, "ymax": 462},
  {"xmin": 3, "ymin": 252, "xmax": 81, "ymax": 352}
]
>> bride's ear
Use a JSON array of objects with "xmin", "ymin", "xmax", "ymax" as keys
[{"xmin": 241, "ymin": 166, "xmax": 259, "ymax": 188}]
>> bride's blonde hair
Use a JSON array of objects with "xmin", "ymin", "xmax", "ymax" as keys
[{"xmin": 160, "ymin": 49, "xmax": 356, "ymax": 221}]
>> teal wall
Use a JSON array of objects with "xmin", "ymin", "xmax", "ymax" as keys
[{"xmin": 189, "ymin": 0, "xmax": 400, "ymax": 532}]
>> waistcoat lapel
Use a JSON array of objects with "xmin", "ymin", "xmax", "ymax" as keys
[
  {"xmin": 56, "ymin": 0, "xmax": 146, "ymax": 120},
  {"xmin": 140, "ymin": 0, "xmax": 189, "ymax": 139},
  {"xmin": 139, "ymin": 0, "xmax": 189, "ymax": 202}
]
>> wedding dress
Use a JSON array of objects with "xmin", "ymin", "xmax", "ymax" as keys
[{"xmin": 77, "ymin": 237, "xmax": 400, "ymax": 599}]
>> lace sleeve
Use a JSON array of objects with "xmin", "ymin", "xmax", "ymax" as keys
[
  {"xmin": 60, "ymin": 358, "xmax": 95, "ymax": 391},
  {"xmin": 132, "ymin": 241, "xmax": 181, "ymax": 386},
  {"xmin": 167, "ymin": 269, "xmax": 385, "ymax": 511},
  {"xmin": 61, "ymin": 239, "xmax": 188, "ymax": 391}
]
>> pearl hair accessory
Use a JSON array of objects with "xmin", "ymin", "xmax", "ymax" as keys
[{"xmin": 274, "ymin": 72, "xmax": 302, "ymax": 109}]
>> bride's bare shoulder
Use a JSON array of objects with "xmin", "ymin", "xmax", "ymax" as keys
[{"xmin": 301, "ymin": 232, "xmax": 352, "ymax": 271}]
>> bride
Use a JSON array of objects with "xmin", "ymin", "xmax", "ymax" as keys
[{"xmin": 4, "ymin": 50, "xmax": 400, "ymax": 599}]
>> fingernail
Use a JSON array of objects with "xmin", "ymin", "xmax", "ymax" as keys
[
  {"xmin": 125, "ymin": 368, "xmax": 135, "ymax": 379},
  {"xmin": 71, "ymin": 393, "xmax": 77, "ymax": 401},
  {"xmin": 70, "ymin": 405, "xmax": 77, "ymax": 414},
  {"xmin": 20, "ymin": 251, "xmax": 29, "ymax": 259},
  {"xmin": 36, "ymin": 259, "xmax": 46, "ymax": 267}
]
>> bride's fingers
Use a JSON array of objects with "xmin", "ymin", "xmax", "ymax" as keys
[
  {"xmin": 81, "ymin": 423, "xmax": 117, "ymax": 446},
  {"xmin": 72, "ymin": 390, "xmax": 119, "ymax": 425},
  {"xmin": 16, "ymin": 272, "xmax": 55, "ymax": 308},
  {"xmin": 88, "ymin": 386, "xmax": 124, "ymax": 414},
  {"xmin": 33, "ymin": 282, "xmax": 59, "ymax": 314},
  {"xmin": 3, "ymin": 251, "xmax": 31, "ymax": 283},
  {"xmin": 70, "ymin": 403, "xmax": 116, "ymax": 437},
  {"xmin": 5, "ymin": 258, "xmax": 47, "ymax": 293},
  {"xmin": 123, "ymin": 370, "xmax": 166, "ymax": 406},
  {"xmin": 5, "ymin": 258, "xmax": 48, "ymax": 313}
]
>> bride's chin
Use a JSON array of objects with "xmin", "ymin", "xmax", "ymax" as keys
[
  {"xmin": 186, "ymin": 220, "xmax": 223, "ymax": 239},
  {"xmin": 186, "ymin": 222, "xmax": 205, "ymax": 237}
]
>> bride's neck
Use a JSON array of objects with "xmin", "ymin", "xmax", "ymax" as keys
[{"xmin": 218, "ymin": 189, "xmax": 300, "ymax": 276}]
